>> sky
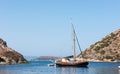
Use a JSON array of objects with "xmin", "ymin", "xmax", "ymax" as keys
[{"xmin": 0, "ymin": 0, "xmax": 120, "ymax": 57}]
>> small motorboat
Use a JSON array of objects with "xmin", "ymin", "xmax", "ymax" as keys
[{"xmin": 48, "ymin": 63, "xmax": 55, "ymax": 66}]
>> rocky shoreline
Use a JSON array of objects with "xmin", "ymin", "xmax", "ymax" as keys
[{"xmin": 0, "ymin": 38, "xmax": 27, "ymax": 65}]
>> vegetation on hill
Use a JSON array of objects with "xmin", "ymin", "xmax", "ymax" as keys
[{"xmin": 78, "ymin": 29, "xmax": 120, "ymax": 62}]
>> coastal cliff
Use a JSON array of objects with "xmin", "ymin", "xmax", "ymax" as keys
[
  {"xmin": 0, "ymin": 38, "xmax": 27, "ymax": 65},
  {"xmin": 79, "ymin": 29, "xmax": 120, "ymax": 62}
]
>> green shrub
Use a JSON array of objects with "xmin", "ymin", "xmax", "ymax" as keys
[
  {"xmin": 100, "ymin": 50, "xmax": 105, "ymax": 55},
  {"xmin": 95, "ymin": 46, "xmax": 100, "ymax": 51},
  {"xmin": 105, "ymin": 56, "xmax": 113, "ymax": 59}
]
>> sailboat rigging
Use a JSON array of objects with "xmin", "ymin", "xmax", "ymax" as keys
[{"xmin": 72, "ymin": 23, "xmax": 83, "ymax": 57}]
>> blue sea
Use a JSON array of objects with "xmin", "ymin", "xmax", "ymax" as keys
[{"xmin": 0, "ymin": 60, "xmax": 120, "ymax": 74}]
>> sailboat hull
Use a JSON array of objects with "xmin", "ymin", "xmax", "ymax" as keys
[{"xmin": 56, "ymin": 61, "xmax": 88, "ymax": 67}]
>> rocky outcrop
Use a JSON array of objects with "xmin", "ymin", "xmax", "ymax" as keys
[
  {"xmin": 79, "ymin": 29, "xmax": 120, "ymax": 62},
  {"xmin": 0, "ymin": 38, "xmax": 27, "ymax": 65}
]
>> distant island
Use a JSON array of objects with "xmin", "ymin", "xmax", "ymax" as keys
[
  {"xmin": 33, "ymin": 56, "xmax": 60, "ymax": 61},
  {"xmin": 78, "ymin": 29, "xmax": 120, "ymax": 62},
  {"xmin": 0, "ymin": 38, "xmax": 27, "ymax": 65}
]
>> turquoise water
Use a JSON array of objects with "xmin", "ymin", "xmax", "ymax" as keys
[{"xmin": 0, "ymin": 61, "xmax": 120, "ymax": 74}]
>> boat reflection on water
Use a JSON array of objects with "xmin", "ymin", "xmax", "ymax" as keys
[
  {"xmin": 61, "ymin": 67, "xmax": 76, "ymax": 74},
  {"xmin": 56, "ymin": 66, "xmax": 88, "ymax": 74}
]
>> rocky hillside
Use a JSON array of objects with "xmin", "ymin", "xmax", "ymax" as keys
[
  {"xmin": 0, "ymin": 38, "xmax": 27, "ymax": 65},
  {"xmin": 79, "ymin": 29, "xmax": 120, "ymax": 62}
]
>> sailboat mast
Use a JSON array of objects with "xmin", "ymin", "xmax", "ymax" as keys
[{"xmin": 72, "ymin": 24, "xmax": 76, "ymax": 60}]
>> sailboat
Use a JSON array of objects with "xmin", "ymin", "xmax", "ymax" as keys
[{"xmin": 55, "ymin": 24, "xmax": 89, "ymax": 67}]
